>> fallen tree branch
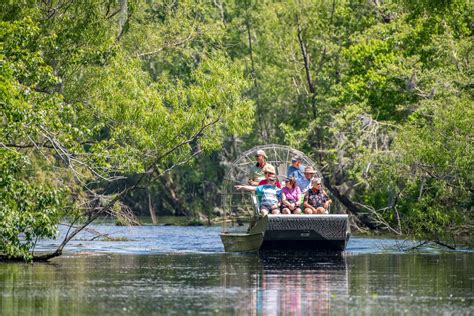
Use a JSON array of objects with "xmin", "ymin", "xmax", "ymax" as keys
[
  {"xmin": 405, "ymin": 240, "xmax": 456, "ymax": 251},
  {"xmin": 433, "ymin": 240, "xmax": 456, "ymax": 250},
  {"xmin": 353, "ymin": 201, "xmax": 402, "ymax": 235},
  {"xmin": 404, "ymin": 240, "xmax": 429, "ymax": 251},
  {"xmin": 321, "ymin": 178, "xmax": 379, "ymax": 230}
]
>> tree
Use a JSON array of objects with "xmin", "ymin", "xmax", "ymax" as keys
[
  {"xmin": 0, "ymin": 2, "xmax": 254, "ymax": 260},
  {"xmin": 218, "ymin": 0, "xmax": 473, "ymax": 240}
]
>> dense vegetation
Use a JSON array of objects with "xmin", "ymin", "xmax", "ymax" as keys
[{"xmin": 1, "ymin": 0, "xmax": 472, "ymax": 259}]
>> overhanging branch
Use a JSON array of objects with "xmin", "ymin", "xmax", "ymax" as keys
[{"xmin": 32, "ymin": 116, "xmax": 221, "ymax": 261}]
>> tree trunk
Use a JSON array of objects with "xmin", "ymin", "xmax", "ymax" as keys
[
  {"xmin": 148, "ymin": 191, "xmax": 158, "ymax": 224},
  {"xmin": 116, "ymin": 0, "xmax": 128, "ymax": 42},
  {"xmin": 157, "ymin": 173, "xmax": 190, "ymax": 216},
  {"xmin": 296, "ymin": 15, "xmax": 317, "ymax": 120},
  {"xmin": 245, "ymin": 10, "xmax": 269, "ymax": 141}
]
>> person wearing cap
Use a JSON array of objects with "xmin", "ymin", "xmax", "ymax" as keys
[
  {"xmin": 235, "ymin": 174, "xmax": 282, "ymax": 215},
  {"xmin": 248, "ymin": 149, "xmax": 274, "ymax": 186},
  {"xmin": 303, "ymin": 178, "xmax": 332, "ymax": 214},
  {"xmin": 258, "ymin": 164, "xmax": 282, "ymax": 188},
  {"xmin": 297, "ymin": 166, "xmax": 317, "ymax": 193},
  {"xmin": 281, "ymin": 176, "xmax": 302, "ymax": 214},
  {"xmin": 287, "ymin": 155, "xmax": 305, "ymax": 181}
]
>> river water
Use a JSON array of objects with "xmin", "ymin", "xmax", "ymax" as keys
[{"xmin": 1, "ymin": 225, "xmax": 472, "ymax": 315}]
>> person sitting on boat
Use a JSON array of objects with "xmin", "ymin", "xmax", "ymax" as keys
[
  {"xmin": 287, "ymin": 155, "xmax": 305, "ymax": 181},
  {"xmin": 248, "ymin": 149, "xmax": 273, "ymax": 186},
  {"xmin": 281, "ymin": 176, "xmax": 302, "ymax": 214},
  {"xmin": 258, "ymin": 164, "xmax": 282, "ymax": 188},
  {"xmin": 297, "ymin": 166, "xmax": 317, "ymax": 193},
  {"xmin": 303, "ymin": 178, "xmax": 332, "ymax": 214},
  {"xmin": 235, "ymin": 175, "xmax": 282, "ymax": 216}
]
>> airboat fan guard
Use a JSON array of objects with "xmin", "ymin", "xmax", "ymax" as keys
[{"xmin": 220, "ymin": 144, "xmax": 319, "ymax": 234}]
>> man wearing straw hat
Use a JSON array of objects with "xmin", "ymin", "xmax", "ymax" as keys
[
  {"xmin": 297, "ymin": 166, "xmax": 317, "ymax": 193},
  {"xmin": 248, "ymin": 149, "xmax": 274, "ymax": 186}
]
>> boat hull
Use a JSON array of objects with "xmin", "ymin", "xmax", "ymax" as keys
[
  {"xmin": 220, "ymin": 232, "xmax": 265, "ymax": 252},
  {"xmin": 260, "ymin": 214, "xmax": 350, "ymax": 252}
]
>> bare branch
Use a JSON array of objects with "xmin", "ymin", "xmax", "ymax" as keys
[
  {"xmin": 1, "ymin": 142, "xmax": 54, "ymax": 149},
  {"xmin": 353, "ymin": 202, "xmax": 402, "ymax": 235},
  {"xmin": 137, "ymin": 34, "xmax": 195, "ymax": 58},
  {"xmin": 42, "ymin": 116, "xmax": 221, "ymax": 260},
  {"xmin": 296, "ymin": 15, "xmax": 315, "ymax": 95},
  {"xmin": 106, "ymin": 8, "xmax": 121, "ymax": 20}
]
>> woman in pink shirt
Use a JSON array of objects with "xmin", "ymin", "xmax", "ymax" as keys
[{"xmin": 281, "ymin": 177, "xmax": 302, "ymax": 214}]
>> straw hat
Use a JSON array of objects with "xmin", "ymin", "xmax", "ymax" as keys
[
  {"xmin": 255, "ymin": 149, "xmax": 267, "ymax": 159},
  {"xmin": 262, "ymin": 164, "xmax": 276, "ymax": 174},
  {"xmin": 304, "ymin": 166, "xmax": 317, "ymax": 174}
]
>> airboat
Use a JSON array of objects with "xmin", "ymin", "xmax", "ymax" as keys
[{"xmin": 220, "ymin": 144, "xmax": 350, "ymax": 253}]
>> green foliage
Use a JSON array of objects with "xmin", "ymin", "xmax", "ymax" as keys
[
  {"xmin": 391, "ymin": 95, "xmax": 473, "ymax": 237},
  {"xmin": 1, "ymin": 1, "xmax": 254, "ymax": 259},
  {"xmin": 323, "ymin": 2, "xmax": 472, "ymax": 238},
  {"xmin": 219, "ymin": 0, "xmax": 473, "ymax": 239},
  {"xmin": 0, "ymin": 149, "xmax": 64, "ymax": 260},
  {"xmin": 0, "ymin": 0, "xmax": 472, "ymax": 258}
]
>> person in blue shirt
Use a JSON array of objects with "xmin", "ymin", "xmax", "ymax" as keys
[
  {"xmin": 297, "ymin": 166, "xmax": 317, "ymax": 193},
  {"xmin": 287, "ymin": 155, "xmax": 305, "ymax": 180},
  {"xmin": 235, "ymin": 175, "xmax": 282, "ymax": 215}
]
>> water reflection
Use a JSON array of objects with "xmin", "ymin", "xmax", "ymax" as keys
[{"xmin": 220, "ymin": 252, "xmax": 349, "ymax": 315}]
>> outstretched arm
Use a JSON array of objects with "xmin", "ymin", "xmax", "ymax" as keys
[{"xmin": 235, "ymin": 185, "xmax": 257, "ymax": 192}]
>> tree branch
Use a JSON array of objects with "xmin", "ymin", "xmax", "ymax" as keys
[
  {"xmin": 137, "ymin": 34, "xmax": 195, "ymax": 58},
  {"xmin": 116, "ymin": 0, "xmax": 129, "ymax": 42},
  {"xmin": 296, "ymin": 15, "xmax": 315, "ymax": 95},
  {"xmin": 322, "ymin": 177, "xmax": 380, "ymax": 230},
  {"xmin": 29, "ymin": 116, "xmax": 221, "ymax": 261}
]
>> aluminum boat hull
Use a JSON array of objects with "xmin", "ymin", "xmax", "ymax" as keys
[{"xmin": 260, "ymin": 214, "xmax": 350, "ymax": 251}]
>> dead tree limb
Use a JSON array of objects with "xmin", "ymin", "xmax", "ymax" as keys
[{"xmin": 322, "ymin": 177, "xmax": 380, "ymax": 230}]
